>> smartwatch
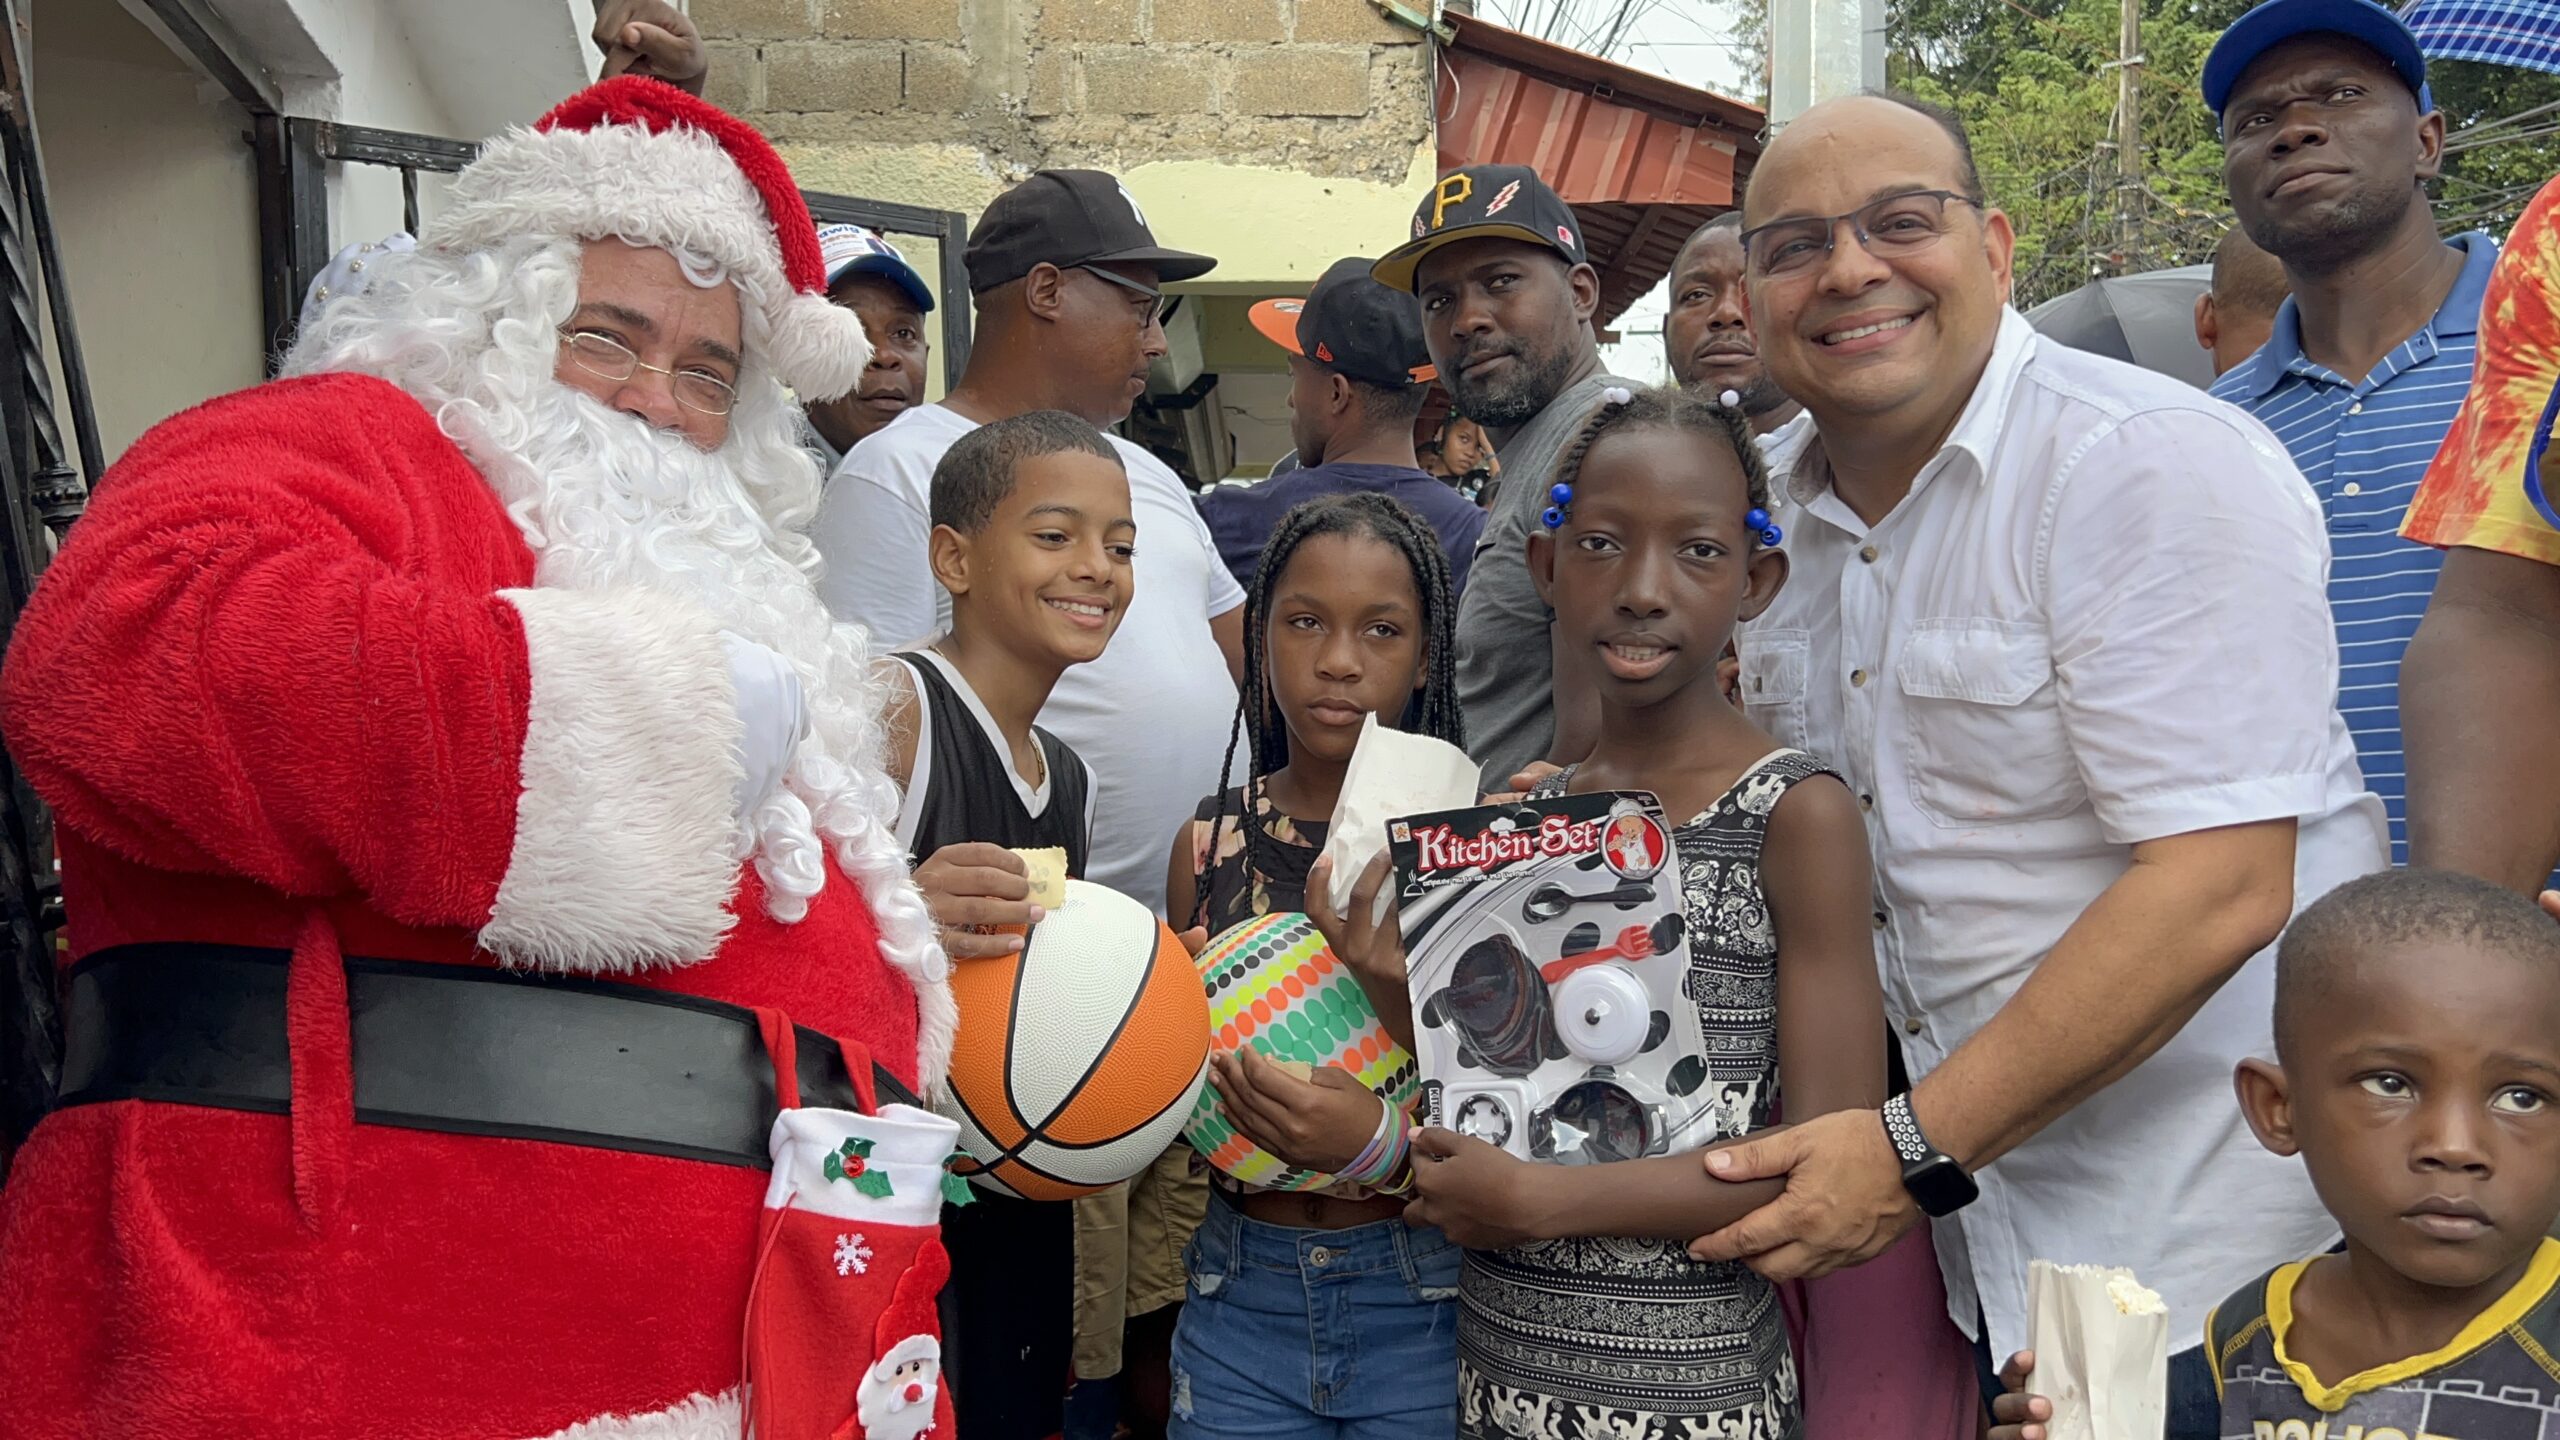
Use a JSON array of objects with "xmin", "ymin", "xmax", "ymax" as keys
[{"xmin": 1882, "ymin": 1093, "xmax": 1978, "ymax": 1217}]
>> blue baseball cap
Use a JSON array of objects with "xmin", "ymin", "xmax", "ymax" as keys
[
  {"xmin": 2203, "ymin": 0, "xmax": 2433, "ymax": 118},
  {"xmin": 817, "ymin": 223, "xmax": 935, "ymax": 314}
]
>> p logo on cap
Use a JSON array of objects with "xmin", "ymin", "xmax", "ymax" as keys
[{"xmin": 1430, "ymin": 173, "xmax": 1476, "ymax": 231}]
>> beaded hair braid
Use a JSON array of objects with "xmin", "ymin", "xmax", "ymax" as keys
[
  {"xmin": 1541, "ymin": 384, "xmax": 1781, "ymax": 545},
  {"xmin": 1193, "ymin": 491, "xmax": 1467, "ymax": 932}
]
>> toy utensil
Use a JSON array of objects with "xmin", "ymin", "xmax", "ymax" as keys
[
  {"xmin": 1521, "ymin": 880, "xmax": 1654, "ymax": 923},
  {"xmin": 1541, "ymin": 924, "xmax": 1656, "ymax": 982}
]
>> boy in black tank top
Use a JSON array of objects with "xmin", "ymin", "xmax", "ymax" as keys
[{"xmin": 880, "ymin": 412, "xmax": 1134, "ymax": 1440}]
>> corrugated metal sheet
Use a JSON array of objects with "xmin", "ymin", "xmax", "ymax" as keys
[{"xmin": 1436, "ymin": 15, "xmax": 1766, "ymax": 325}]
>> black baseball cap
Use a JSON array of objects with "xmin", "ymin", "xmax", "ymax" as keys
[
  {"xmin": 1248, "ymin": 257, "xmax": 1437, "ymax": 388},
  {"xmin": 1371, "ymin": 164, "xmax": 1587, "ymax": 293},
  {"xmin": 963, "ymin": 169, "xmax": 1217, "ymax": 293}
]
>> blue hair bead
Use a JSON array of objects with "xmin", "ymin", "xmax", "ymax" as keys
[
  {"xmin": 1760, "ymin": 524, "xmax": 1784, "ymax": 547},
  {"xmin": 1542, "ymin": 505, "xmax": 1565, "ymax": 530},
  {"xmin": 1745, "ymin": 507, "xmax": 1771, "ymax": 531},
  {"xmin": 1550, "ymin": 482, "xmax": 1573, "ymax": 505}
]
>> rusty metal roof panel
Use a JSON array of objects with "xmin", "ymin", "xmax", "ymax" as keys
[
  {"xmin": 1436, "ymin": 14, "xmax": 1762, "ymax": 204},
  {"xmin": 1439, "ymin": 52, "xmax": 1744, "ymax": 206},
  {"xmin": 1434, "ymin": 14, "xmax": 1766, "ymax": 326}
]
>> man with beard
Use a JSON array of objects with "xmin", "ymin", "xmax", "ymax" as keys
[
  {"xmin": 1372, "ymin": 166, "xmax": 1641, "ymax": 784},
  {"xmin": 803, "ymin": 223, "xmax": 935, "ymax": 471},
  {"xmin": 0, "ymin": 80, "xmax": 956, "ymax": 1439},
  {"xmin": 1666, "ymin": 212, "xmax": 1803, "ymax": 435},
  {"xmin": 2204, "ymin": 0, "xmax": 2500, "ymax": 867}
]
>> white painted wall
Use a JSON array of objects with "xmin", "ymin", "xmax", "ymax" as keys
[
  {"xmin": 123, "ymin": 0, "xmax": 599, "ymax": 244},
  {"xmin": 42, "ymin": 0, "xmax": 604, "ymax": 460},
  {"xmin": 36, "ymin": 0, "xmax": 264, "ymax": 460}
]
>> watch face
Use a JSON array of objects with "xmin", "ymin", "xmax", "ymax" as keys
[{"xmin": 1905, "ymin": 1156, "xmax": 1979, "ymax": 1218}]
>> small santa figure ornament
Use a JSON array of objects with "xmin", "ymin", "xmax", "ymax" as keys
[{"xmin": 846, "ymin": 1247, "xmax": 951, "ymax": 1440}]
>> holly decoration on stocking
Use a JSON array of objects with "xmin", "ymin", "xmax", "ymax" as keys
[
  {"xmin": 941, "ymin": 1148, "xmax": 977, "ymax": 1208},
  {"xmin": 823, "ymin": 1137, "xmax": 896, "ymax": 1199}
]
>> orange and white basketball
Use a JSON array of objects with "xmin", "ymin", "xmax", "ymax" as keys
[{"xmin": 938, "ymin": 879, "xmax": 1212, "ymax": 1200}]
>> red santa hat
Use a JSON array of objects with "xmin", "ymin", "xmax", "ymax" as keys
[
  {"xmin": 872, "ymin": 1237, "xmax": 949, "ymax": 1372},
  {"xmin": 422, "ymin": 76, "xmax": 871, "ymax": 400}
]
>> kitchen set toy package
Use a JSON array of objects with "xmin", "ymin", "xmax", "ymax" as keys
[{"xmin": 1388, "ymin": 791, "xmax": 1714, "ymax": 1164}]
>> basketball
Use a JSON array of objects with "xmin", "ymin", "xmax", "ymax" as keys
[
  {"xmin": 1183, "ymin": 911, "xmax": 1420, "ymax": 1192},
  {"xmin": 940, "ymin": 880, "xmax": 1212, "ymax": 1201}
]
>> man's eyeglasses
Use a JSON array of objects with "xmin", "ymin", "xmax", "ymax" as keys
[
  {"xmin": 556, "ymin": 329, "xmax": 740, "ymax": 416},
  {"xmin": 1075, "ymin": 264, "xmax": 1167, "ymax": 327},
  {"xmin": 1737, "ymin": 190, "xmax": 1986, "ymax": 279}
]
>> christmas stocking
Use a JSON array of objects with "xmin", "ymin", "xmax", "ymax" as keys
[{"xmin": 745, "ymin": 1019, "xmax": 967, "ymax": 1440}]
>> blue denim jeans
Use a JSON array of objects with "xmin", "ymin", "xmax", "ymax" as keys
[{"xmin": 1168, "ymin": 1191, "xmax": 1462, "ymax": 1439}]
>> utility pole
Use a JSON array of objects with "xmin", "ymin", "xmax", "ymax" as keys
[
  {"xmin": 2115, "ymin": 0, "xmax": 2145, "ymax": 269},
  {"xmin": 1769, "ymin": 0, "xmax": 1886, "ymax": 129}
]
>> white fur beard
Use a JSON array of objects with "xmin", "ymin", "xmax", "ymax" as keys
[{"xmin": 470, "ymin": 382, "xmax": 885, "ymax": 925}]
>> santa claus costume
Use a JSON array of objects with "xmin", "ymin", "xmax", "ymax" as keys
[{"xmin": 0, "ymin": 80, "xmax": 959, "ymax": 1439}]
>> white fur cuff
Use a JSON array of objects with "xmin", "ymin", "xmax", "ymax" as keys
[
  {"xmin": 483, "ymin": 587, "xmax": 743, "ymax": 972},
  {"xmin": 527, "ymin": 1390, "xmax": 739, "ymax": 1440}
]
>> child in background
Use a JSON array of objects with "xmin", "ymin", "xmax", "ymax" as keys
[
  {"xmin": 1314, "ymin": 385, "xmax": 1886, "ymax": 1439},
  {"xmin": 1160, "ymin": 490, "xmax": 1468, "ymax": 1438},
  {"xmin": 879, "ymin": 410, "xmax": 1131, "ymax": 1440},
  {"xmin": 1991, "ymin": 868, "xmax": 2560, "ymax": 1440}
]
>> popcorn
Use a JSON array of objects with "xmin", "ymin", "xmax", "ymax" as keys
[
  {"xmin": 2026, "ymin": 1260, "xmax": 2169, "ymax": 1440},
  {"xmin": 2104, "ymin": 1271, "xmax": 2165, "ymax": 1317}
]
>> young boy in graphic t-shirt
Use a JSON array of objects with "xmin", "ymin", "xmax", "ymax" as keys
[{"xmin": 1992, "ymin": 869, "xmax": 2560, "ymax": 1440}]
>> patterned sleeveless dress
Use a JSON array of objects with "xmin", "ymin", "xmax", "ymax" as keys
[{"xmin": 1458, "ymin": 748, "xmax": 1841, "ymax": 1440}]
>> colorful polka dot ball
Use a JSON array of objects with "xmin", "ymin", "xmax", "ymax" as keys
[{"xmin": 1183, "ymin": 910, "xmax": 1419, "ymax": 1191}]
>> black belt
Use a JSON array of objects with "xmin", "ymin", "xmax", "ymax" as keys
[{"xmin": 53, "ymin": 943, "xmax": 920, "ymax": 1170}]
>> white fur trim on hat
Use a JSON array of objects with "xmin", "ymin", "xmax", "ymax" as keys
[
  {"xmin": 426, "ymin": 122, "xmax": 871, "ymax": 399},
  {"xmin": 874, "ymin": 1335, "xmax": 940, "ymax": 1373}
]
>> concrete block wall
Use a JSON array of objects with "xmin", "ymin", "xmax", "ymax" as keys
[{"xmin": 694, "ymin": 0, "xmax": 1431, "ymax": 190}]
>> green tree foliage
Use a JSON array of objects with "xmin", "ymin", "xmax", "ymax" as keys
[{"xmin": 1728, "ymin": 0, "xmax": 2560, "ymax": 306}]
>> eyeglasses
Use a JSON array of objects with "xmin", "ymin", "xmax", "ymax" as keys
[
  {"xmin": 1737, "ymin": 190, "xmax": 1986, "ymax": 279},
  {"xmin": 1075, "ymin": 264, "xmax": 1167, "ymax": 327},
  {"xmin": 556, "ymin": 329, "xmax": 740, "ymax": 416}
]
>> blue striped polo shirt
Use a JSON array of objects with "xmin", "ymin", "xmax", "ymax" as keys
[{"xmin": 2210, "ymin": 233, "xmax": 2499, "ymax": 864}]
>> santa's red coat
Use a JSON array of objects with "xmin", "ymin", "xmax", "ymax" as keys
[{"xmin": 0, "ymin": 373, "xmax": 937, "ymax": 1439}]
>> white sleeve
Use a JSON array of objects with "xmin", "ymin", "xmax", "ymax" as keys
[
  {"xmin": 1188, "ymin": 494, "xmax": 1247, "ymax": 617},
  {"xmin": 2043, "ymin": 407, "xmax": 2340, "ymax": 845},
  {"xmin": 812, "ymin": 448, "xmax": 942, "ymax": 649}
]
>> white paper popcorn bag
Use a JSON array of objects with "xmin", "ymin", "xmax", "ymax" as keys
[
  {"xmin": 1322, "ymin": 713, "xmax": 1479, "ymax": 919},
  {"xmin": 2025, "ymin": 1259, "xmax": 2168, "ymax": 1440}
]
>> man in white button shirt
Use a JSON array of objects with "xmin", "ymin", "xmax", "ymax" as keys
[{"xmin": 1686, "ymin": 93, "xmax": 2387, "ymax": 1438}]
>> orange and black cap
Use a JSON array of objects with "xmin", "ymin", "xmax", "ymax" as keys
[{"xmin": 1248, "ymin": 256, "xmax": 1436, "ymax": 388}]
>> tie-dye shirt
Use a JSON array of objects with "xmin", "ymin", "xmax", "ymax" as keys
[{"xmin": 2402, "ymin": 175, "xmax": 2560, "ymax": 564}]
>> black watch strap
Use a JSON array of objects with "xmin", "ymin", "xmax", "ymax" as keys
[{"xmin": 1883, "ymin": 1093, "xmax": 1979, "ymax": 1217}]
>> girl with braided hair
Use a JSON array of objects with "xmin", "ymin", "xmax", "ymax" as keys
[
  {"xmin": 1313, "ymin": 385, "xmax": 1889, "ymax": 1438},
  {"xmin": 1157, "ymin": 489, "xmax": 1466, "ymax": 1438}
]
